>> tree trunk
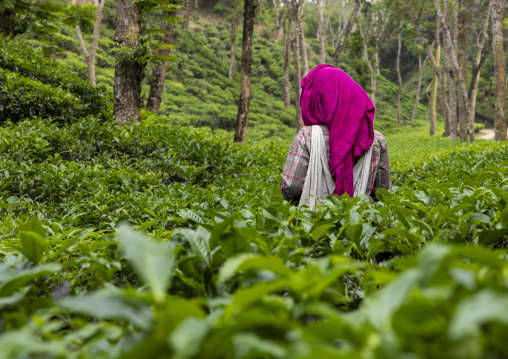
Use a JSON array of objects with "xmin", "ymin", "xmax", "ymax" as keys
[
  {"xmin": 457, "ymin": 7, "xmax": 468, "ymax": 141},
  {"xmin": 491, "ymin": 0, "xmax": 507, "ymax": 141},
  {"xmin": 298, "ymin": 10, "xmax": 309, "ymax": 77},
  {"xmin": 396, "ymin": 32, "xmax": 402, "ymax": 125},
  {"xmin": 441, "ymin": 73, "xmax": 450, "ymax": 136},
  {"xmin": 317, "ymin": 0, "xmax": 325, "ymax": 64},
  {"xmin": 292, "ymin": 10, "xmax": 303, "ymax": 130},
  {"xmin": 411, "ymin": 55, "xmax": 427, "ymax": 122},
  {"xmin": 332, "ymin": 0, "xmax": 361, "ymax": 67},
  {"xmin": 467, "ymin": 3, "xmax": 491, "ymax": 142},
  {"xmin": 258, "ymin": 0, "xmax": 264, "ymax": 15},
  {"xmin": 114, "ymin": 0, "xmax": 142, "ymax": 125},
  {"xmin": 441, "ymin": 0, "xmax": 457, "ymax": 139},
  {"xmin": 430, "ymin": 17, "xmax": 441, "ymax": 136},
  {"xmin": 486, "ymin": 79, "xmax": 491, "ymax": 119},
  {"xmin": 146, "ymin": 10, "xmax": 176, "ymax": 113},
  {"xmin": 228, "ymin": 5, "xmax": 237, "ymax": 80},
  {"xmin": 70, "ymin": 0, "xmax": 106, "ymax": 87},
  {"xmin": 434, "ymin": 0, "xmax": 471, "ymax": 141},
  {"xmin": 183, "ymin": 0, "xmax": 192, "ymax": 30},
  {"xmin": 233, "ymin": 0, "xmax": 257, "ymax": 144},
  {"xmin": 358, "ymin": 21, "xmax": 376, "ymax": 105},
  {"xmin": 283, "ymin": 16, "xmax": 292, "ymax": 109}
]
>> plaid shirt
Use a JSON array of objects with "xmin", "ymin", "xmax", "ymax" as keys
[{"xmin": 281, "ymin": 126, "xmax": 391, "ymax": 203}]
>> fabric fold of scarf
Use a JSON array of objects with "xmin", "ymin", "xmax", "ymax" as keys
[{"xmin": 300, "ymin": 64, "xmax": 375, "ymax": 197}]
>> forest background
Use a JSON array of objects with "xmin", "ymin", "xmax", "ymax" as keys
[{"xmin": 1, "ymin": 0, "xmax": 508, "ymax": 358}]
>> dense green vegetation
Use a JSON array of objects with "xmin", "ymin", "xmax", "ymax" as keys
[
  {"xmin": 2, "ymin": 112, "xmax": 508, "ymax": 358},
  {"xmin": 1, "ymin": 6, "xmax": 508, "ymax": 359}
]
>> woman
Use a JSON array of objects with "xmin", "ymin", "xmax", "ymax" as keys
[{"xmin": 281, "ymin": 65, "xmax": 391, "ymax": 205}]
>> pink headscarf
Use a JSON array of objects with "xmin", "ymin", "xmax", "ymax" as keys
[{"xmin": 300, "ymin": 65, "xmax": 375, "ymax": 197}]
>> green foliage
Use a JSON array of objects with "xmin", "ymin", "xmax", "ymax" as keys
[
  {"xmin": 1, "ymin": 114, "xmax": 508, "ymax": 358},
  {"xmin": 0, "ymin": 36, "xmax": 110, "ymax": 122}
]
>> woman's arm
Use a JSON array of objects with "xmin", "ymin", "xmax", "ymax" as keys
[{"xmin": 280, "ymin": 128, "xmax": 311, "ymax": 203}]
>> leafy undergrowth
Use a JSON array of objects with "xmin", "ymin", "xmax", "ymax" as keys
[{"xmin": 1, "ymin": 117, "xmax": 508, "ymax": 358}]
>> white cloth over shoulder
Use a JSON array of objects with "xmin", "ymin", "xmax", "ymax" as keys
[
  {"xmin": 299, "ymin": 126, "xmax": 336, "ymax": 210},
  {"xmin": 353, "ymin": 144, "xmax": 373, "ymax": 197},
  {"xmin": 299, "ymin": 125, "xmax": 373, "ymax": 211}
]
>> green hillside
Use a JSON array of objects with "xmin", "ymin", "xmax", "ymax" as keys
[
  {"xmin": 4, "ymin": 9, "xmax": 437, "ymax": 143},
  {"xmin": 1, "ymin": 3, "xmax": 508, "ymax": 359}
]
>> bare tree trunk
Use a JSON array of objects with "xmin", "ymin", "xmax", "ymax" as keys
[
  {"xmin": 491, "ymin": 0, "xmax": 507, "ymax": 141},
  {"xmin": 258, "ymin": 0, "xmax": 264, "ymax": 15},
  {"xmin": 441, "ymin": 0, "xmax": 457, "ymax": 139},
  {"xmin": 358, "ymin": 20, "xmax": 376, "ymax": 105},
  {"xmin": 434, "ymin": 0, "xmax": 471, "ymax": 140},
  {"xmin": 228, "ymin": 5, "xmax": 237, "ymax": 79},
  {"xmin": 283, "ymin": 16, "xmax": 292, "ymax": 109},
  {"xmin": 234, "ymin": 0, "xmax": 257, "ymax": 144},
  {"xmin": 274, "ymin": 16, "xmax": 281, "ymax": 44},
  {"xmin": 486, "ymin": 79, "xmax": 491, "ymax": 119},
  {"xmin": 146, "ymin": 10, "xmax": 176, "ymax": 113},
  {"xmin": 457, "ymin": 7, "xmax": 468, "ymax": 141},
  {"xmin": 298, "ymin": 8, "xmax": 309, "ymax": 77},
  {"xmin": 183, "ymin": 0, "xmax": 192, "ymax": 30},
  {"xmin": 114, "ymin": 0, "xmax": 142, "ymax": 125},
  {"xmin": 373, "ymin": 48, "xmax": 381, "ymax": 76},
  {"xmin": 411, "ymin": 55, "xmax": 428, "ymax": 122},
  {"xmin": 70, "ymin": 0, "xmax": 106, "ymax": 87},
  {"xmin": 467, "ymin": 3, "xmax": 491, "ymax": 142},
  {"xmin": 332, "ymin": 0, "xmax": 361, "ymax": 67},
  {"xmin": 405, "ymin": 5, "xmax": 450, "ymax": 135},
  {"xmin": 430, "ymin": 17, "xmax": 441, "ymax": 136},
  {"xmin": 292, "ymin": 13, "xmax": 303, "ymax": 130},
  {"xmin": 317, "ymin": 0, "xmax": 326, "ymax": 64},
  {"xmin": 396, "ymin": 32, "xmax": 402, "ymax": 125},
  {"xmin": 441, "ymin": 73, "xmax": 450, "ymax": 136}
]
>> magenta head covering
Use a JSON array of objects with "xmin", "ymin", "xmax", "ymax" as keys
[{"xmin": 300, "ymin": 64, "xmax": 375, "ymax": 197}]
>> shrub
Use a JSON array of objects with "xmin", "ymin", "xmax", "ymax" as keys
[{"xmin": 0, "ymin": 35, "xmax": 110, "ymax": 118}]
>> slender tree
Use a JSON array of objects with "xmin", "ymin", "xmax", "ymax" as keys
[
  {"xmin": 228, "ymin": 1, "xmax": 238, "ymax": 79},
  {"xmin": 396, "ymin": 31, "xmax": 402, "ymax": 125},
  {"xmin": 114, "ymin": 0, "xmax": 142, "ymax": 124},
  {"xmin": 233, "ymin": 0, "xmax": 257, "ymax": 143},
  {"xmin": 332, "ymin": 0, "xmax": 361, "ymax": 67},
  {"xmin": 183, "ymin": 0, "xmax": 192, "ymax": 29},
  {"xmin": 434, "ymin": 0, "xmax": 471, "ymax": 141},
  {"xmin": 430, "ymin": 16, "xmax": 440, "ymax": 136},
  {"xmin": 283, "ymin": 15, "xmax": 292, "ymax": 109},
  {"xmin": 69, "ymin": 0, "xmax": 106, "ymax": 87},
  {"xmin": 316, "ymin": 0, "xmax": 327, "ymax": 64},
  {"xmin": 284, "ymin": 0, "xmax": 304, "ymax": 129},
  {"xmin": 146, "ymin": 9, "xmax": 177, "ymax": 113},
  {"xmin": 457, "ymin": 3, "xmax": 468, "ymax": 141},
  {"xmin": 490, "ymin": 0, "xmax": 507, "ymax": 141},
  {"xmin": 411, "ymin": 55, "xmax": 428, "ymax": 122},
  {"xmin": 298, "ymin": 3, "xmax": 309, "ymax": 76},
  {"xmin": 405, "ymin": 5, "xmax": 450, "ymax": 136},
  {"xmin": 467, "ymin": 2, "xmax": 491, "ymax": 142}
]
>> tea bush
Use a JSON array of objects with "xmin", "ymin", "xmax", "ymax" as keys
[
  {"xmin": 0, "ymin": 115, "xmax": 507, "ymax": 358},
  {"xmin": 0, "ymin": 36, "xmax": 110, "ymax": 122}
]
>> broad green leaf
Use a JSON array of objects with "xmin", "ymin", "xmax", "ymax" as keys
[
  {"xmin": 0, "ymin": 263, "xmax": 61, "ymax": 296},
  {"xmin": 118, "ymin": 225, "xmax": 174, "ymax": 303},
  {"xmin": 18, "ymin": 217, "xmax": 48, "ymax": 264},
  {"xmin": 60, "ymin": 292, "xmax": 153, "ymax": 330},
  {"xmin": 173, "ymin": 226, "xmax": 212, "ymax": 268},
  {"xmin": 217, "ymin": 254, "xmax": 291, "ymax": 284},
  {"xmin": 168, "ymin": 318, "xmax": 209, "ymax": 358},
  {"xmin": 449, "ymin": 290, "xmax": 508, "ymax": 339}
]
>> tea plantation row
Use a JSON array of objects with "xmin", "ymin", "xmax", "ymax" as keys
[{"xmin": 1, "ymin": 116, "xmax": 507, "ymax": 358}]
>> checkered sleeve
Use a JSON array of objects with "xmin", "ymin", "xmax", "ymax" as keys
[
  {"xmin": 280, "ymin": 127, "xmax": 312, "ymax": 202},
  {"xmin": 369, "ymin": 131, "xmax": 392, "ymax": 196}
]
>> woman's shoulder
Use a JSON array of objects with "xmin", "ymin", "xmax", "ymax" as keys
[{"xmin": 373, "ymin": 130, "xmax": 387, "ymax": 150}]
